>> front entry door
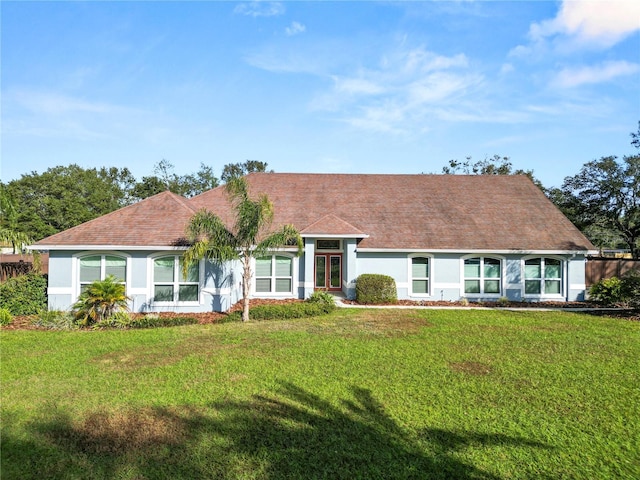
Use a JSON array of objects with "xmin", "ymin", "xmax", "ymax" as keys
[{"xmin": 315, "ymin": 254, "xmax": 342, "ymax": 291}]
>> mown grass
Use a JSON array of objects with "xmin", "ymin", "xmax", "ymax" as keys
[{"xmin": 1, "ymin": 309, "xmax": 639, "ymax": 479}]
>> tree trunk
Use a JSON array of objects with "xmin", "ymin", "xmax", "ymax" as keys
[{"xmin": 242, "ymin": 256, "xmax": 251, "ymax": 322}]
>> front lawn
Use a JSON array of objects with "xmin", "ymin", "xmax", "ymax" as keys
[{"xmin": 1, "ymin": 309, "xmax": 638, "ymax": 479}]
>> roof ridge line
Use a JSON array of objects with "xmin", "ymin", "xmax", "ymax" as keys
[{"xmin": 165, "ymin": 190, "xmax": 197, "ymax": 214}]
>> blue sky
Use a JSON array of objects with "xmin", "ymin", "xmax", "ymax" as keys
[{"xmin": 2, "ymin": 1, "xmax": 639, "ymax": 188}]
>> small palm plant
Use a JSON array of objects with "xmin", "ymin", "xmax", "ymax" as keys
[{"xmin": 73, "ymin": 275, "xmax": 130, "ymax": 326}]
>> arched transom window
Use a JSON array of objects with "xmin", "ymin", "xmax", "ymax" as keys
[{"xmin": 79, "ymin": 255, "xmax": 126, "ymax": 292}]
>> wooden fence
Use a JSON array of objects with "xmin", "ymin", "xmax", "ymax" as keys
[
  {"xmin": 585, "ymin": 257, "xmax": 640, "ymax": 286},
  {"xmin": 0, "ymin": 254, "xmax": 49, "ymax": 282}
]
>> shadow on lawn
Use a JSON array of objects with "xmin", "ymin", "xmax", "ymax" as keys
[{"xmin": 2, "ymin": 382, "xmax": 550, "ymax": 479}]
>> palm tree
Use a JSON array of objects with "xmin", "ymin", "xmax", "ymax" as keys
[
  {"xmin": 73, "ymin": 275, "xmax": 130, "ymax": 325},
  {"xmin": 0, "ymin": 183, "xmax": 33, "ymax": 254},
  {"xmin": 184, "ymin": 177, "xmax": 302, "ymax": 321}
]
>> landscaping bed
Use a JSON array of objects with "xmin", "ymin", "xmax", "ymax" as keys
[{"xmin": 5, "ymin": 298, "xmax": 639, "ymax": 330}]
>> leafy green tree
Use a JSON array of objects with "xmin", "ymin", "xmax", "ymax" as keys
[
  {"xmin": 131, "ymin": 175, "xmax": 167, "ymax": 201},
  {"xmin": 631, "ymin": 121, "xmax": 640, "ymax": 150},
  {"xmin": 6, "ymin": 165, "xmax": 136, "ymax": 240},
  {"xmin": 441, "ymin": 155, "xmax": 544, "ymax": 190},
  {"xmin": 183, "ymin": 177, "xmax": 302, "ymax": 321},
  {"xmin": 0, "ymin": 183, "xmax": 33, "ymax": 253},
  {"xmin": 179, "ymin": 163, "xmax": 220, "ymax": 197},
  {"xmin": 221, "ymin": 160, "xmax": 271, "ymax": 183},
  {"xmin": 560, "ymin": 154, "xmax": 640, "ymax": 257},
  {"xmin": 132, "ymin": 161, "xmax": 220, "ymax": 200},
  {"xmin": 72, "ymin": 275, "xmax": 130, "ymax": 326}
]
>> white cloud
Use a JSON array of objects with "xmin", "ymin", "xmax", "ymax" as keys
[
  {"xmin": 529, "ymin": 0, "xmax": 640, "ymax": 48},
  {"xmin": 500, "ymin": 63, "xmax": 514, "ymax": 75},
  {"xmin": 233, "ymin": 2, "xmax": 285, "ymax": 18},
  {"xmin": 332, "ymin": 76, "xmax": 385, "ymax": 96},
  {"xmin": 314, "ymin": 47, "xmax": 480, "ymax": 133},
  {"xmin": 285, "ymin": 21, "xmax": 306, "ymax": 37},
  {"xmin": 552, "ymin": 60, "xmax": 640, "ymax": 88},
  {"xmin": 8, "ymin": 89, "xmax": 122, "ymax": 115}
]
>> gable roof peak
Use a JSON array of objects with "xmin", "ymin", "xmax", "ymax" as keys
[{"xmin": 301, "ymin": 214, "xmax": 367, "ymax": 237}]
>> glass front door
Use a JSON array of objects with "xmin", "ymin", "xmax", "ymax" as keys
[{"xmin": 315, "ymin": 254, "xmax": 342, "ymax": 291}]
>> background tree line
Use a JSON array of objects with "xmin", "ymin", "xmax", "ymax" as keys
[
  {"xmin": 1, "ymin": 160, "xmax": 269, "ymax": 245},
  {"xmin": 2, "ymin": 122, "xmax": 639, "ymax": 256}
]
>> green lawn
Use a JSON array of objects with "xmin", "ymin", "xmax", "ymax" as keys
[{"xmin": 1, "ymin": 309, "xmax": 639, "ymax": 479}]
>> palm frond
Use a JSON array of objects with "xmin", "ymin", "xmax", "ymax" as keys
[
  {"xmin": 0, "ymin": 227, "xmax": 33, "ymax": 253},
  {"xmin": 184, "ymin": 209, "xmax": 238, "ymax": 275},
  {"xmin": 254, "ymin": 224, "xmax": 303, "ymax": 258}
]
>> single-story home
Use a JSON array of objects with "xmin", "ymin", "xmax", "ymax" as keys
[{"xmin": 32, "ymin": 173, "xmax": 596, "ymax": 312}]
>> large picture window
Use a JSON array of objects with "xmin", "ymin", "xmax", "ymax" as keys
[
  {"xmin": 79, "ymin": 255, "xmax": 126, "ymax": 292},
  {"xmin": 153, "ymin": 256, "xmax": 199, "ymax": 303},
  {"xmin": 255, "ymin": 255, "xmax": 293, "ymax": 294},
  {"xmin": 410, "ymin": 257, "xmax": 430, "ymax": 295},
  {"xmin": 464, "ymin": 257, "xmax": 501, "ymax": 295},
  {"xmin": 524, "ymin": 258, "xmax": 563, "ymax": 296}
]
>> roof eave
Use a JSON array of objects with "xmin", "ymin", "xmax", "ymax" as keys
[
  {"xmin": 300, "ymin": 233, "xmax": 369, "ymax": 239},
  {"xmin": 28, "ymin": 244, "xmax": 191, "ymax": 251},
  {"xmin": 356, "ymin": 247, "xmax": 598, "ymax": 255}
]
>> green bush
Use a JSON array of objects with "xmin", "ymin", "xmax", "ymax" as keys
[
  {"xmin": 93, "ymin": 311, "xmax": 133, "ymax": 329},
  {"xmin": 127, "ymin": 314, "xmax": 199, "ymax": 329},
  {"xmin": 589, "ymin": 272, "xmax": 640, "ymax": 307},
  {"xmin": 0, "ymin": 308, "xmax": 14, "ymax": 327},
  {"xmin": 621, "ymin": 270, "xmax": 640, "ymax": 308},
  {"xmin": 0, "ymin": 273, "xmax": 47, "ymax": 315},
  {"xmin": 307, "ymin": 290, "xmax": 337, "ymax": 307},
  {"xmin": 31, "ymin": 311, "xmax": 78, "ymax": 330},
  {"xmin": 94, "ymin": 312, "xmax": 199, "ymax": 329},
  {"xmin": 228, "ymin": 296, "xmax": 336, "ymax": 322},
  {"xmin": 589, "ymin": 277, "xmax": 624, "ymax": 305},
  {"xmin": 355, "ymin": 274, "xmax": 398, "ymax": 304}
]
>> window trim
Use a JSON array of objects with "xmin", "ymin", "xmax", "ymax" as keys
[
  {"xmin": 150, "ymin": 254, "xmax": 202, "ymax": 305},
  {"xmin": 522, "ymin": 256, "xmax": 566, "ymax": 299},
  {"xmin": 461, "ymin": 255, "xmax": 504, "ymax": 297},
  {"xmin": 252, "ymin": 253, "xmax": 297, "ymax": 297},
  {"xmin": 316, "ymin": 239, "xmax": 342, "ymax": 252},
  {"xmin": 408, "ymin": 254, "xmax": 433, "ymax": 297},
  {"xmin": 75, "ymin": 252, "xmax": 130, "ymax": 299}
]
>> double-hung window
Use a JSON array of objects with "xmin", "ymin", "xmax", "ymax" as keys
[
  {"xmin": 153, "ymin": 256, "xmax": 199, "ymax": 303},
  {"xmin": 524, "ymin": 258, "xmax": 563, "ymax": 296},
  {"xmin": 464, "ymin": 257, "xmax": 501, "ymax": 295},
  {"xmin": 79, "ymin": 255, "xmax": 126, "ymax": 292},
  {"xmin": 255, "ymin": 255, "xmax": 293, "ymax": 294},
  {"xmin": 410, "ymin": 257, "xmax": 430, "ymax": 295}
]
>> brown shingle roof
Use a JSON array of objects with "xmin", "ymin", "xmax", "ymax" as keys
[
  {"xmin": 36, "ymin": 173, "xmax": 595, "ymax": 252},
  {"xmin": 34, "ymin": 191, "xmax": 196, "ymax": 247},
  {"xmin": 300, "ymin": 214, "xmax": 367, "ymax": 237},
  {"xmin": 191, "ymin": 173, "xmax": 594, "ymax": 251}
]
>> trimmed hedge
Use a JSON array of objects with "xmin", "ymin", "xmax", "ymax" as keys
[
  {"xmin": 94, "ymin": 313, "xmax": 200, "ymax": 329},
  {"xmin": 355, "ymin": 274, "xmax": 398, "ymax": 304},
  {"xmin": 0, "ymin": 273, "xmax": 47, "ymax": 315},
  {"xmin": 228, "ymin": 294, "xmax": 336, "ymax": 322}
]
